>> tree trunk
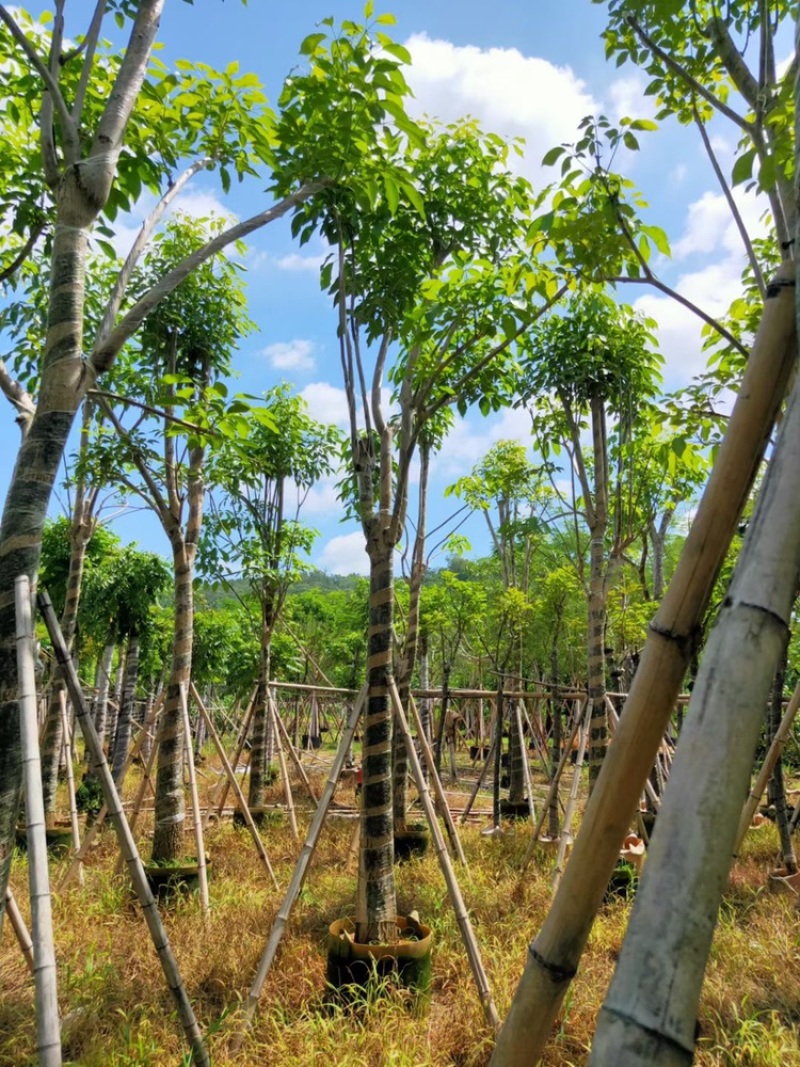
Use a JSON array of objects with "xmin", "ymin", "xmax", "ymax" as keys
[
  {"xmin": 418, "ymin": 635, "xmax": 432, "ymax": 770},
  {"xmin": 767, "ymin": 654, "xmax": 797, "ymax": 874},
  {"xmin": 151, "ymin": 546, "xmax": 194, "ymax": 864},
  {"xmin": 111, "ymin": 632, "xmax": 140, "ymax": 786},
  {"xmin": 107, "ymin": 642, "xmax": 126, "ymax": 758},
  {"xmin": 93, "ymin": 644, "xmax": 115, "ymax": 752},
  {"xmin": 548, "ymin": 644, "xmax": 561, "ymax": 839},
  {"xmin": 588, "ymin": 395, "xmax": 609, "ymax": 794},
  {"xmin": 249, "ymin": 614, "xmax": 273, "ymax": 811},
  {"xmin": 355, "ymin": 536, "xmax": 396, "ymax": 945}
]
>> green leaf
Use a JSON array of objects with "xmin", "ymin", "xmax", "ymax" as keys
[
  {"xmin": 541, "ymin": 145, "xmax": 566, "ymax": 167},
  {"xmin": 299, "ymin": 33, "xmax": 326, "ymax": 56}
]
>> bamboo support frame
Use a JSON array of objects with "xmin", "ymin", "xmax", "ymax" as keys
[
  {"xmin": 514, "ymin": 701, "xmax": 536, "ymax": 825},
  {"xmin": 390, "ymin": 679, "xmax": 499, "ymax": 1031},
  {"xmin": 190, "ymin": 682, "xmax": 279, "ymax": 889},
  {"xmin": 181, "ymin": 685, "xmax": 209, "ymax": 917},
  {"xmin": 734, "ymin": 677, "xmax": 800, "ymax": 855},
  {"xmin": 268, "ymin": 688, "xmax": 298, "ymax": 843},
  {"xmin": 233, "ymin": 686, "xmax": 367, "ymax": 1039},
  {"xmin": 213, "ymin": 687, "xmax": 257, "ymax": 817},
  {"xmin": 460, "ymin": 738, "xmax": 497, "ymax": 825},
  {"xmin": 16, "ymin": 577, "xmax": 61, "ymax": 1067},
  {"xmin": 551, "ymin": 699, "xmax": 591, "ymax": 893},
  {"xmin": 490, "ymin": 262, "xmax": 797, "ymax": 1067},
  {"xmin": 5, "ymin": 887, "xmax": 35, "ymax": 974},
  {"xmin": 407, "ymin": 691, "xmax": 468, "ymax": 866},
  {"xmin": 38, "ymin": 591, "xmax": 210, "ymax": 1067},
  {"xmin": 271, "ymin": 693, "xmax": 319, "ymax": 804}
]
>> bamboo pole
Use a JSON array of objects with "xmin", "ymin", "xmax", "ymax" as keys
[
  {"xmin": 38, "ymin": 590, "xmax": 210, "ymax": 1067},
  {"xmin": 733, "ymin": 677, "xmax": 800, "ymax": 855},
  {"xmin": 519, "ymin": 697, "xmax": 587, "ymax": 873},
  {"xmin": 591, "ymin": 334, "xmax": 800, "ymax": 1064},
  {"xmin": 514, "ymin": 701, "xmax": 536, "ymax": 825},
  {"xmin": 16, "ymin": 577, "xmax": 62, "ymax": 1067},
  {"xmin": 268, "ymin": 688, "xmax": 298, "ymax": 844},
  {"xmin": 63, "ymin": 692, "xmax": 163, "ymax": 889},
  {"xmin": 181, "ymin": 685, "xmax": 209, "ymax": 917},
  {"xmin": 233, "ymin": 686, "xmax": 367, "ymax": 1040},
  {"xmin": 213, "ymin": 687, "xmax": 257, "ymax": 817},
  {"xmin": 5, "ymin": 887, "xmax": 35, "ymax": 975},
  {"xmin": 270, "ymin": 694, "xmax": 318, "ymax": 804},
  {"xmin": 189, "ymin": 682, "xmax": 279, "ymax": 888},
  {"xmin": 407, "ymin": 691, "xmax": 468, "ymax": 867},
  {"xmin": 390, "ymin": 679, "xmax": 499, "ymax": 1032},
  {"xmin": 490, "ymin": 261, "xmax": 797, "ymax": 1067},
  {"xmin": 113, "ymin": 714, "xmax": 161, "ymax": 877},
  {"xmin": 460, "ymin": 738, "xmax": 497, "ymax": 825},
  {"xmin": 606, "ymin": 699, "xmax": 660, "ymax": 811},
  {"xmin": 551, "ymin": 699, "xmax": 591, "ymax": 893},
  {"xmin": 59, "ymin": 691, "xmax": 83, "ymax": 887}
]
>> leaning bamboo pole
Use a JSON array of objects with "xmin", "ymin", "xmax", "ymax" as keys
[
  {"xmin": 514, "ymin": 701, "xmax": 536, "ymax": 825},
  {"xmin": 733, "ymin": 677, "xmax": 800, "ymax": 856},
  {"xmin": 180, "ymin": 685, "xmax": 209, "ymax": 917},
  {"xmin": 519, "ymin": 697, "xmax": 587, "ymax": 873},
  {"xmin": 460, "ymin": 738, "xmax": 497, "ymax": 824},
  {"xmin": 551, "ymin": 699, "xmax": 591, "ymax": 893},
  {"xmin": 590, "ymin": 316, "xmax": 800, "ymax": 1065},
  {"xmin": 490, "ymin": 261, "xmax": 797, "ymax": 1067},
  {"xmin": 38, "ymin": 591, "xmax": 210, "ymax": 1067},
  {"xmin": 391, "ymin": 679, "xmax": 499, "ymax": 1031},
  {"xmin": 233, "ymin": 686, "xmax": 367, "ymax": 1041},
  {"xmin": 59, "ymin": 691, "xmax": 83, "ymax": 886},
  {"xmin": 213, "ymin": 686, "xmax": 257, "ymax": 817},
  {"xmin": 270, "ymin": 694, "xmax": 318, "ymax": 804},
  {"xmin": 268, "ymin": 688, "xmax": 298, "ymax": 843},
  {"xmin": 5, "ymin": 887, "xmax": 35, "ymax": 975},
  {"xmin": 17, "ymin": 577, "xmax": 61, "ymax": 1067},
  {"xmin": 190, "ymin": 682, "xmax": 279, "ymax": 888}
]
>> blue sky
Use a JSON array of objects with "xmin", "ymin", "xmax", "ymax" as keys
[{"xmin": 1, "ymin": 1, "xmax": 772, "ymax": 575}]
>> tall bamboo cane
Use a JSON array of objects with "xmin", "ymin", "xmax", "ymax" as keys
[
  {"xmin": 391, "ymin": 679, "xmax": 499, "ymax": 1032},
  {"xmin": 270, "ymin": 693, "xmax": 319, "ymax": 804},
  {"xmin": 59, "ymin": 691, "xmax": 83, "ymax": 886},
  {"xmin": 16, "ymin": 577, "xmax": 61, "ymax": 1067},
  {"xmin": 590, "ymin": 307, "xmax": 800, "ymax": 1066},
  {"xmin": 190, "ymin": 682, "xmax": 279, "ymax": 888},
  {"xmin": 460, "ymin": 738, "xmax": 496, "ymax": 824},
  {"xmin": 233, "ymin": 686, "xmax": 367, "ymax": 1042},
  {"xmin": 38, "ymin": 591, "xmax": 210, "ymax": 1067},
  {"xmin": 213, "ymin": 686, "xmax": 257, "ymax": 816},
  {"xmin": 5, "ymin": 886, "xmax": 35, "ymax": 974},
  {"xmin": 268, "ymin": 688, "xmax": 298, "ymax": 843},
  {"xmin": 490, "ymin": 262, "xmax": 797, "ymax": 1067},
  {"xmin": 551, "ymin": 699, "xmax": 591, "ymax": 893},
  {"xmin": 514, "ymin": 701, "xmax": 536, "ymax": 825}
]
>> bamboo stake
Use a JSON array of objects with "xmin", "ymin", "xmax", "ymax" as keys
[
  {"xmin": 390, "ymin": 679, "xmax": 500, "ymax": 1032},
  {"xmin": 490, "ymin": 261, "xmax": 798, "ymax": 1067},
  {"xmin": 181, "ymin": 685, "xmax": 209, "ymax": 917},
  {"xmin": 519, "ymin": 697, "xmax": 587, "ymax": 873},
  {"xmin": 407, "ymin": 691, "xmax": 468, "ymax": 867},
  {"xmin": 5, "ymin": 887, "xmax": 35, "ymax": 975},
  {"xmin": 113, "ymin": 714, "xmax": 161, "ymax": 877},
  {"xmin": 268, "ymin": 688, "xmax": 298, "ymax": 844},
  {"xmin": 606, "ymin": 698, "xmax": 660, "ymax": 810},
  {"xmin": 460, "ymin": 738, "xmax": 497, "ymax": 824},
  {"xmin": 38, "ymin": 591, "xmax": 210, "ymax": 1067},
  {"xmin": 190, "ymin": 682, "xmax": 279, "ymax": 888},
  {"xmin": 16, "ymin": 577, "xmax": 62, "ymax": 1067},
  {"xmin": 233, "ymin": 686, "xmax": 367, "ymax": 1039},
  {"xmin": 59, "ymin": 691, "xmax": 83, "ymax": 886},
  {"xmin": 551, "ymin": 699, "xmax": 591, "ymax": 893},
  {"xmin": 213, "ymin": 686, "xmax": 257, "ymax": 817},
  {"xmin": 514, "ymin": 700, "xmax": 536, "ymax": 825},
  {"xmin": 270, "ymin": 694, "xmax": 319, "ymax": 804},
  {"xmin": 733, "ymin": 677, "xmax": 800, "ymax": 855},
  {"xmin": 591, "ymin": 335, "xmax": 800, "ymax": 1064}
]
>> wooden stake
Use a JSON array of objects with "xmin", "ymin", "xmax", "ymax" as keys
[
  {"xmin": 233, "ymin": 686, "xmax": 367, "ymax": 1040},
  {"xmin": 5, "ymin": 887, "xmax": 35, "ymax": 975},
  {"xmin": 181, "ymin": 685, "xmax": 209, "ymax": 917},
  {"xmin": 390, "ymin": 679, "xmax": 499, "ymax": 1032},
  {"xmin": 16, "ymin": 577, "xmax": 62, "ymax": 1067},
  {"xmin": 190, "ymin": 682, "xmax": 279, "ymax": 889},
  {"xmin": 38, "ymin": 590, "xmax": 210, "ymax": 1067},
  {"xmin": 267, "ymin": 688, "xmax": 298, "ymax": 843}
]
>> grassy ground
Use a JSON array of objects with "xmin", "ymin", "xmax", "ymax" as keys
[{"xmin": 1, "ymin": 743, "xmax": 799, "ymax": 1066}]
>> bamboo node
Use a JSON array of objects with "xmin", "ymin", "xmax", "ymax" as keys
[{"xmin": 527, "ymin": 944, "xmax": 578, "ymax": 983}]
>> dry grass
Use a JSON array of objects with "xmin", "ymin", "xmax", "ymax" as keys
[{"xmin": 2, "ymin": 754, "xmax": 799, "ymax": 1066}]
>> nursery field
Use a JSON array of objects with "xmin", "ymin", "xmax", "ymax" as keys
[{"xmin": 2, "ymin": 746, "xmax": 799, "ymax": 1067}]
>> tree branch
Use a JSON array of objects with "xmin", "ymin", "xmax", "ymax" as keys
[
  {"xmin": 71, "ymin": 0, "xmax": 107, "ymax": 122},
  {"xmin": 0, "ymin": 222, "xmax": 46, "ymax": 285},
  {"xmin": 0, "ymin": 356, "xmax": 36, "ymax": 437}
]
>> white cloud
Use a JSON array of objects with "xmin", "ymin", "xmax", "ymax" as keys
[
  {"xmin": 275, "ymin": 251, "xmax": 325, "ymax": 272},
  {"xmin": 300, "ymin": 382, "xmax": 350, "ymax": 426},
  {"xmin": 672, "ymin": 188, "xmax": 768, "ymax": 260},
  {"xmin": 403, "ymin": 33, "xmax": 598, "ymax": 186},
  {"xmin": 262, "ymin": 339, "xmax": 315, "ymax": 371},
  {"xmin": 301, "ymin": 475, "xmax": 343, "ymax": 517},
  {"xmin": 606, "ymin": 74, "xmax": 658, "ymax": 124},
  {"xmin": 435, "ymin": 404, "xmax": 534, "ymax": 476},
  {"xmin": 316, "ymin": 531, "xmax": 369, "ymax": 575}
]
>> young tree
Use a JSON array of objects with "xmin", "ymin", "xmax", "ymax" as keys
[{"xmin": 200, "ymin": 384, "xmax": 342, "ymax": 812}]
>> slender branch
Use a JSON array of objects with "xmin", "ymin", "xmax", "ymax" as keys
[
  {"xmin": 90, "ymin": 181, "xmax": 325, "ymax": 372},
  {"xmin": 371, "ymin": 332, "xmax": 391, "ymax": 437},
  {"xmin": 0, "ymin": 222, "xmax": 46, "ymax": 285},
  {"xmin": 692, "ymin": 101, "xmax": 765, "ymax": 299},
  {"xmin": 87, "ymin": 389, "xmax": 217, "ymax": 436},
  {"xmin": 706, "ymin": 15, "xmax": 760, "ymax": 109},
  {"xmin": 95, "ymin": 393, "xmax": 172, "ymax": 522},
  {"xmin": 627, "ymin": 15, "xmax": 752, "ymax": 133},
  {"xmin": 96, "ymin": 158, "xmax": 214, "ymax": 348},
  {"xmin": 71, "ymin": 0, "xmax": 107, "ymax": 121},
  {"xmin": 0, "ymin": 356, "xmax": 36, "ymax": 436}
]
